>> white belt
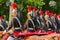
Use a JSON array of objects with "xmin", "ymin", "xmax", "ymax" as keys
[
  {"xmin": 28, "ymin": 28, "xmax": 34, "ymax": 30},
  {"xmin": 15, "ymin": 27, "xmax": 20, "ymax": 29}
]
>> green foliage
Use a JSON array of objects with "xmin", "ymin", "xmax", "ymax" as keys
[
  {"xmin": 0, "ymin": 0, "xmax": 9, "ymax": 20},
  {"xmin": 43, "ymin": 0, "xmax": 60, "ymax": 14},
  {"xmin": 26, "ymin": 0, "xmax": 45, "ymax": 7},
  {"xmin": 0, "ymin": 0, "xmax": 8, "ymax": 5}
]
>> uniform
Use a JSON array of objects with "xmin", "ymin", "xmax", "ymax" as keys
[
  {"xmin": 28, "ymin": 18, "xmax": 35, "ymax": 32},
  {"xmin": 7, "ymin": 17, "xmax": 22, "ymax": 32},
  {"xmin": 39, "ymin": 16, "xmax": 46, "ymax": 30},
  {"xmin": 38, "ymin": 10, "xmax": 46, "ymax": 32},
  {"xmin": 33, "ymin": 17, "xmax": 41, "ymax": 30},
  {"xmin": 7, "ymin": 17, "xmax": 22, "ymax": 40},
  {"xmin": 17, "ymin": 8, "xmax": 26, "ymax": 30},
  {"xmin": 0, "ymin": 16, "xmax": 7, "ymax": 31},
  {"xmin": 56, "ymin": 15, "xmax": 60, "ymax": 32}
]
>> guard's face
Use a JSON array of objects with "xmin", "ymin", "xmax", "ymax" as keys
[
  {"xmin": 51, "ymin": 16, "xmax": 54, "ymax": 20},
  {"xmin": 40, "ymin": 15, "xmax": 42, "ymax": 18},
  {"xmin": 27, "ymin": 14, "xmax": 31, "ymax": 19},
  {"xmin": 45, "ymin": 17, "xmax": 48, "ymax": 21},
  {"xmin": 12, "ymin": 12, "xmax": 17, "ymax": 17},
  {"xmin": 45, "ymin": 15, "xmax": 49, "ymax": 21}
]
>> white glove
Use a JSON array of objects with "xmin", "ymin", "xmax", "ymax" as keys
[
  {"xmin": 3, "ymin": 30, "xmax": 7, "ymax": 34},
  {"xmin": 8, "ymin": 30, "xmax": 13, "ymax": 34}
]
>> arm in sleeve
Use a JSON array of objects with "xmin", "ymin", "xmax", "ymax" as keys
[{"xmin": 6, "ymin": 22, "xmax": 12, "ymax": 30}]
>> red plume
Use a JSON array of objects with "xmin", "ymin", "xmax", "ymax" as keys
[
  {"xmin": 59, "ymin": 15, "xmax": 60, "ymax": 19},
  {"xmin": 58, "ymin": 14, "xmax": 60, "ymax": 19},
  {"xmin": 33, "ymin": 7, "xmax": 37, "ymax": 12},
  {"xmin": 53, "ymin": 13, "xmax": 56, "ymax": 17},
  {"xmin": 27, "ymin": 6, "xmax": 32, "ymax": 12},
  {"xmin": 45, "ymin": 10, "xmax": 49, "ymax": 15},
  {"xmin": 49, "ymin": 12, "xmax": 53, "ymax": 17},
  {"xmin": 11, "ymin": 3, "xmax": 17, "ymax": 9},
  {"xmin": 39, "ymin": 10, "xmax": 43, "ymax": 16},
  {"xmin": 0, "ymin": 16, "xmax": 3, "ymax": 19}
]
